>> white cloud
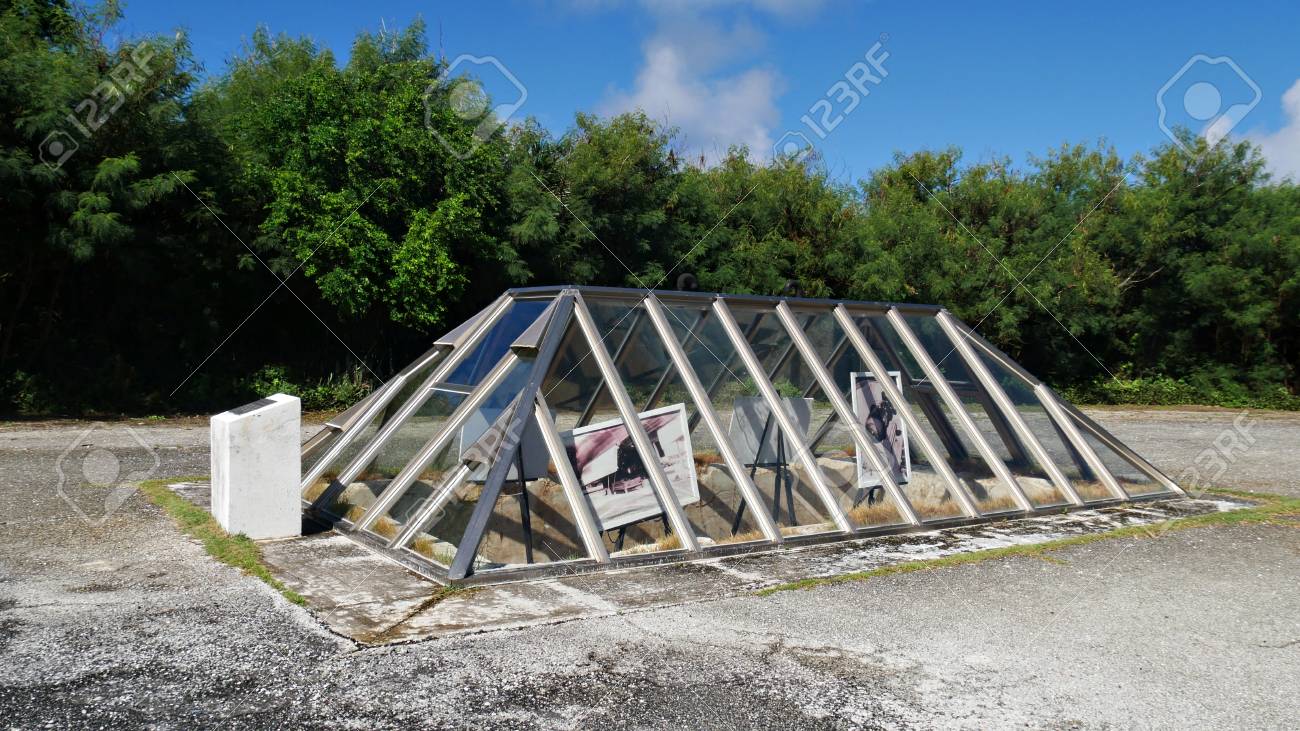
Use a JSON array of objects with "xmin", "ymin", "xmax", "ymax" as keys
[
  {"xmin": 597, "ymin": 1, "xmax": 819, "ymax": 163},
  {"xmin": 601, "ymin": 42, "xmax": 780, "ymax": 163},
  {"xmin": 1247, "ymin": 78, "xmax": 1300, "ymax": 182}
]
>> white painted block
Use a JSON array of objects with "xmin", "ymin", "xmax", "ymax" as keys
[{"xmin": 210, "ymin": 393, "xmax": 302, "ymax": 539}]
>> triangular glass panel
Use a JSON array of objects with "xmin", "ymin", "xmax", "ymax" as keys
[{"xmin": 1066, "ymin": 412, "xmax": 1172, "ymax": 498}]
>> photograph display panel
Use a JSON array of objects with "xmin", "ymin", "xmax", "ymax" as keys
[
  {"xmin": 727, "ymin": 396, "xmax": 813, "ymax": 466},
  {"xmin": 850, "ymin": 370, "xmax": 911, "ymax": 491},
  {"xmin": 563, "ymin": 403, "xmax": 699, "ymax": 530}
]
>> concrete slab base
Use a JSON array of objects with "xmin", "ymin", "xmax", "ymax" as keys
[{"xmin": 164, "ymin": 481, "xmax": 1246, "ymax": 645}]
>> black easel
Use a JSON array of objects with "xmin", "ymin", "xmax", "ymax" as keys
[
  {"xmin": 731, "ymin": 412, "xmax": 796, "ymax": 534},
  {"xmin": 515, "ymin": 448, "xmax": 534, "ymax": 564},
  {"xmin": 609, "ymin": 512, "xmax": 672, "ymax": 551}
]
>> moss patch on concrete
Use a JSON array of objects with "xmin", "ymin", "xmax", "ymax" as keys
[
  {"xmin": 757, "ymin": 490, "xmax": 1300, "ymax": 596},
  {"xmin": 139, "ymin": 477, "xmax": 307, "ymax": 606}
]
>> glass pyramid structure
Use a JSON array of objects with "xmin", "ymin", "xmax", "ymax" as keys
[{"xmin": 300, "ymin": 286, "xmax": 1184, "ymax": 584}]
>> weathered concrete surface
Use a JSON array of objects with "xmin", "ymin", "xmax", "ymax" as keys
[
  {"xmin": 226, "ymin": 482, "xmax": 1246, "ymax": 644},
  {"xmin": 1, "ymin": 409, "xmax": 1298, "ymax": 728}
]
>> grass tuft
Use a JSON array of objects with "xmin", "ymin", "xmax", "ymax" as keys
[
  {"xmin": 139, "ymin": 477, "xmax": 307, "ymax": 606},
  {"xmin": 848, "ymin": 501, "xmax": 901, "ymax": 526},
  {"xmin": 756, "ymin": 489, "xmax": 1300, "ymax": 596},
  {"xmin": 717, "ymin": 529, "xmax": 766, "ymax": 545}
]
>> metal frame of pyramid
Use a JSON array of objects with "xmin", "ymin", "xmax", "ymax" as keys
[{"xmin": 299, "ymin": 286, "xmax": 1183, "ymax": 584}]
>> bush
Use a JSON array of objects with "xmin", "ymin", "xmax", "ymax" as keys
[
  {"xmin": 240, "ymin": 365, "xmax": 373, "ymax": 412},
  {"xmin": 1, "ymin": 370, "xmax": 56, "ymax": 416},
  {"xmin": 1062, "ymin": 375, "xmax": 1300, "ymax": 411}
]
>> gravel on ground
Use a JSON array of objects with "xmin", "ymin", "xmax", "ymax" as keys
[{"xmin": 0, "ymin": 408, "xmax": 1296, "ymax": 729}]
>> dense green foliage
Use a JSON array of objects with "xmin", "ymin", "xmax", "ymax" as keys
[{"xmin": 2, "ymin": 3, "xmax": 1297, "ymax": 414}]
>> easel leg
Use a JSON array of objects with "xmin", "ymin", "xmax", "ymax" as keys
[
  {"xmin": 516, "ymin": 450, "xmax": 533, "ymax": 564},
  {"xmin": 731, "ymin": 499, "xmax": 747, "ymax": 535},
  {"xmin": 771, "ymin": 465, "xmax": 783, "ymax": 526}
]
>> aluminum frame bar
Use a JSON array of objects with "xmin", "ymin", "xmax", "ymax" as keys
[
  {"xmin": 972, "ymin": 387, "xmax": 1032, "ymax": 467},
  {"xmin": 390, "ymin": 463, "xmax": 473, "ymax": 551},
  {"xmin": 833, "ymin": 304, "xmax": 981, "ymax": 519},
  {"xmin": 571, "ymin": 293, "xmax": 701, "ymax": 552},
  {"xmin": 687, "ymin": 309, "xmax": 767, "ymax": 432},
  {"xmin": 1051, "ymin": 397, "xmax": 1183, "ymax": 494},
  {"xmin": 300, "ymin": 373, "xmax": 409, "ymax": 494},
  {"xmin": 775, "ymin": 303, "xmax": 921, "ymax": 526},
  {"xmin": 1035, "ymin": 384, "xmax": 1129, "ymax": 500},
  {"xmin": 353, "ymin": 351, "xmax": 522, "ymax": 532},
  {"xmin": 641, "ymin": 309, "xmax": 706, "ymax": 412},
  {"xmin": 534, "ymin": 393, "xmax": 611, "ymax": 562},
  {"xmin": 714, "ymin": 298, "xmax": 854, "ymax": 533},
  {"xmin": 933, "ymin": 310, "xmax": 1089, "ymax": 504},
  {"xmin": 887, "ymin": 309, "xmax": 1033, "ymax": 513},
  {"xmin": 644, "ymin": 295, "xmax": 782, "ymax": 543},
  {"xmin": 576, "ymin": 308, "xmax": 644, "ymax": 427},
  {"xmin": 300, "ymin": 294, "xmax": 513, "ymax": 494}
]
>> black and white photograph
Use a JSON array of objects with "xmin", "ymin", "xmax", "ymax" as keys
[
  {"xmin": 850, "ymin": 370, "xmax": 910, "ymax": 488},
  {"xmin": 563, "ymin": 403, "xmax": 698, "ymax": 530}
]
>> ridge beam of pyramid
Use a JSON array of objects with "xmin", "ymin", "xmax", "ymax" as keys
[
  {"xmin": 449, "ymin": 293, "xmax": 578, "ymax": 579},
  {"xmin": 534, "ymin": 392, "xmax": 611, "ymax": 562}
]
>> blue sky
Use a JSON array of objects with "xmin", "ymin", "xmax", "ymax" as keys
[{"xmin": 116, "ymin": 0, "xmax": 1300, "ymax": 181}]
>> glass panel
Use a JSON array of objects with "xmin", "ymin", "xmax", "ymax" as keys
[
  {"xmin": 301, "ymin": 353, "xmax": 445, "ymax": 501},
  {"xmin": 970, "ymin": 347, "xmax": 1113, "ymax": 502},
  {"xmin": 848, "ymin": 314, "xmax": 967, "ymax": 521},
  {"xmin": 541, "ymin": 315, "xmax": 686, "ymax": 557},
  {"xmin": 445, "ymin": 298, "xmax": 552, "ymax": 386},
  {"xmin": 333, "ymin": 387, "xmax": 470, "ymax": 525},
  {"xmin": 401, "ymin": 360, "xmax": 596, "ymax": 572},
  {"xmin": 666, "ymin": 302, "xmax": 839, "ymax": 538},
  {"xmin": 1069, "ymin": 414, "xmax": 1169, "ymax": 498},
  {"xmin": 586, "ymin": 297, "xmax": 770, "ymax": 547},
  {"xmin": 301, "ymin": 428, "xmax": 343, "ymax": 480},
  {"xmin": 764, "ymin": 309, "xmax": 907, "ymax": 529},
  {"xmin": 902, "ymin": 315, "xmax": 1068, "ymax": 509}
]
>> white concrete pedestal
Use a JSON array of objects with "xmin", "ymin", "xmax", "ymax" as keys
[{"xmin": 210, "ymin": 393, "xmax": 301, "ymax": 539}]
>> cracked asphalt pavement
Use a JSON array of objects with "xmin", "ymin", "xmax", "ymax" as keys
[{"xmin": 0, "ymin": 408, "xmax": 1297, "ymax": 729}]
